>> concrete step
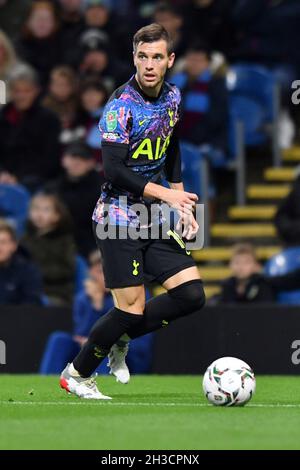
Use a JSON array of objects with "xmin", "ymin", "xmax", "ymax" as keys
[
  {"xmin": 228, "ymin": 205, "xmax": 276, "ymax": 220},
  {"xmin": 282, "ymin": 147, "xmax": 300, "ymax": 162},
  {"xmin": 264, "ymin": 167, "xmax": 295, "ymax": 182},
  {"xmin": 211, "ymin": 223, "xmax": 276, "ymax": 238},
  {"xmin": 247, "ymin": 184, "xmax": 290, "ymax": 199},
  {"xmin": 192, "ymin": 245, "xmax": 280, "ymax": 262}
]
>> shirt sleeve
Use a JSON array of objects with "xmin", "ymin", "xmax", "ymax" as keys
[
  {"xmin": 100, "ymin": 98, "xmax": 148, "ymax": 196},
  {"xmin": 99, "ymin": 99, "xmax": 132, "ymax": 145},
  {"xmin": 164, "ymin": 123, "xmax": 182, "ymax": 183},
  {"xmin": 102, "ymin": 142, "xmax": 147, "ymax": 196}
]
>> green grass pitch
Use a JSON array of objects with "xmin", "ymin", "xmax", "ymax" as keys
[{"xmin": 0, "ymin": 375, "xmax": 300, "ymax": 450}]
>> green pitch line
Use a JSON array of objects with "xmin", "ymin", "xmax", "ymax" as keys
[{"xmin": 0, "ymin": 375, "xmax": 300, "ymax": 450}]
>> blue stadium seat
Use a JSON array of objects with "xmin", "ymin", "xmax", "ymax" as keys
[
  {"xmin": 264, "ymin": 247, "xmax": 300, "ymax": 305},
  {"xmin": 0, "ymin": 184, "xmax": 30, "ymax": 236},
  {"xmin": 179, "ymin": 141, "xmax": 215, "ymax": 198},
  {"xmin": 228, "ymin": 95, "xmax": 266, "ymax": 156},
  {"xmin": 227, "ymin": 64, "xmax": 278, "ymax": 148}
]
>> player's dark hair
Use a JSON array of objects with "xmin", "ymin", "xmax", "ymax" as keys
[{"xmin": 133, "ymin": 23, "xmax": 173, "ymax": 55}]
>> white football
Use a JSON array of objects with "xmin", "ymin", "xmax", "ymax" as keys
[{"xmin": 203, "ymin": 356, "xmax": 256, "ymax": 406}]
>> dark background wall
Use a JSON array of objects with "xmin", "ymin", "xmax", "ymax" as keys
[
  {"xmin": 0, "ymin": 306, "xmax": 71, "ymax": 373},
  {"xmin": 152, "ymin": 306, "xmax": 300, "ymax": 375},
  {"xmin": 0, "ymin": 306, "xmax": 300, "ymax": 374}
]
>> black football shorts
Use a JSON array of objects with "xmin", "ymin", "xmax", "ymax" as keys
[{"xmin": 93, "ymin": 221, "xmax": 196, "ymax": 289}]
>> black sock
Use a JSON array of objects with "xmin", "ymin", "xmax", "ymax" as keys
[
  {"xmin": 127, "ymin": 280, "xmax": 205, "ymax": 339},
  {"xmin": 73, "ymin": 307, "xmax": 142, "ymax": 377}
]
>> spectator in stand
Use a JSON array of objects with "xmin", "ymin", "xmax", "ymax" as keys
[
  {"xmin": 0, "ymin": 220, "xmax": 43, "ymax": 305},
  {"xmin": 0, "ymin": 65, "xmax": 61, "ymax": 193},
  {"xmin": 21, "ymin": 192, "xmax": 76, "ymax": 306},
  {"xmin": 171, "ymin": 42, "xmax": 228, "ymax": 196},
  {"xmin": 217, "ymin": 243, "xmax": 275, "ymax": 304},
  {"xmin": 153, "ymin": 2, "xmax": 188, "ymax": 61},
  {"xmin": 40, "ymin": 250, "xmax": 154, "ymax": 375},
  {"xmin": 231, "ymin": 0, "xmax": 300, "ymax": 89},
  {"xmin": 16, "ymin": 1, "xmax": 62, "ymax": 88},
  {"xmin": 274, "ymin": 174, "xmax": 300, "ymax": 247},
  {"xmin": 58, "ymin": 0, "xmax": 85, "ymax": 68},
  {"xmin": 77, "ymin": 78, "xmax": 108, "ymax": 151},
  {"xmin": 83, "ymin": 0, "xmax": 115, "ymax": 32},
  {"xmin": 0, "ymin": 30, "xmax": 18, "ymax": 84},
  {"xmin": 43, "ymin": 65, "xmax": 80, "ymax": 144},
  {"xmin": 172, "ymin": 42, "xmax": 228, "ymax": 165},
  {"xmin": 182, "ymin": 0, "xmax": 234, "ymax": 56},
  {"xmin": 0, "ymin": 0, "xmax": 32, "ymax": 42},
  {"xmin": 78, "ymin": 28, "xmax": 131, "ymax": 92},
  {"xmin": 82, "ymin": 0, "xmax": 134, "ymax": 65},
  {"xmin": 47, "ymin": 142, "xmax": 103, "ymax": 258}
]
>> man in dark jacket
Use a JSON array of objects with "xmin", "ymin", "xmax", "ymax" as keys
[
  {"xmin": 0, "ymin": 65, "xmax": 61, "ymax": 192},
  {"xmin": 0, "ymin": 0, "xmax": 31, "ymax": 41},
  {"xmin": 0, "ymin": 221, "xmax": 43, "ymax": 305},
  {"xmin": 171, "ymin": 42, "xmax": 228, "ymax": 159},
  {"xmin": 48, "ymin": 142, "xmax": 104, "ymax": 257},
  {"xmin": 58, "ymin": 0, "xmax": 85, "ymax": 68}
]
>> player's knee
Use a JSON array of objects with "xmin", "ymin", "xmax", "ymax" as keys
[
  {"xmin": 121, "ymin": 292, "xmax": 145, "ymax": 312},
  {"xmin": 123, "ymin": 299, "xmax": 145, "ymax": 314},
  {"xmin": 169, "ymin": 280, "xmax": 206, "ymax": 314},
  {"xmin": 113, "ymin": 286, "xmax": 145, "ymax": 313},
  {"xmin": 187, "ymin": 281, "xmax": 206, "ymax": 312}
]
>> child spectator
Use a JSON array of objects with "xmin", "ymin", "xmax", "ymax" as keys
[
  {"xmin": 0, "ymin": 220, "xmax": 43, "ymax": 305},
  {"xmin": 47, "ymin": 141, "xmax": 103, "ymax": 258},
  {"xmin": 77, "ymin": 78, "xmax": 108, "ymax": 151},
  {"xmin": 218, "ymin": 243, "xmax": 275, "ymax": 303},
  {"xmin": 40, "ymin": 251, "xmax": 153, "ymax": 374},
  {"xmin": 21, "ymin": 192, "xmax": 76, "ymax": 306},
  {"xmin": 43, "ymin": 66, "xmax": 79, "ymax": 136}
]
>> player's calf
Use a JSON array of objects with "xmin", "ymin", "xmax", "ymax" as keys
[{"xmin": 127, "ymin": 279, "xmax": 206, "ymax": 339}]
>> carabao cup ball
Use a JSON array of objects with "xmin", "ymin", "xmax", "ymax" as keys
[{"xmin": 203, "ymin": 356, "xmax": 256, "ymax": 406}]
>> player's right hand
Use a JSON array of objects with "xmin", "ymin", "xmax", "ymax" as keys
[{"xmin": 164, "ymin": 189, "xmax": 198, "ymax": 214}]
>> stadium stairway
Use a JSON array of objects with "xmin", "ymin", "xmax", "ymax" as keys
[{"xmin": 163, "ymin": 146, "xmax": 300, "ymax": 301}]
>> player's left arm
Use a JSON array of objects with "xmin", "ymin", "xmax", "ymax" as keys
[{"xmin": 165, "ymin": 125, "xmax": 199, "ymax": 239}]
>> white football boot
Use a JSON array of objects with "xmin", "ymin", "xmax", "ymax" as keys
[
  {"xmin": 108, "ymin": 343, "xmax": 130, "ymax": 384},
  {"xmin": 60, "ymin": 363, "xmax": 111, "ymax": 400}
]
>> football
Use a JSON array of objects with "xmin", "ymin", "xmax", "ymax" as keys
[{"xmin": 203, "ymin": 357, "xmax": 256, "ymax": 406}]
